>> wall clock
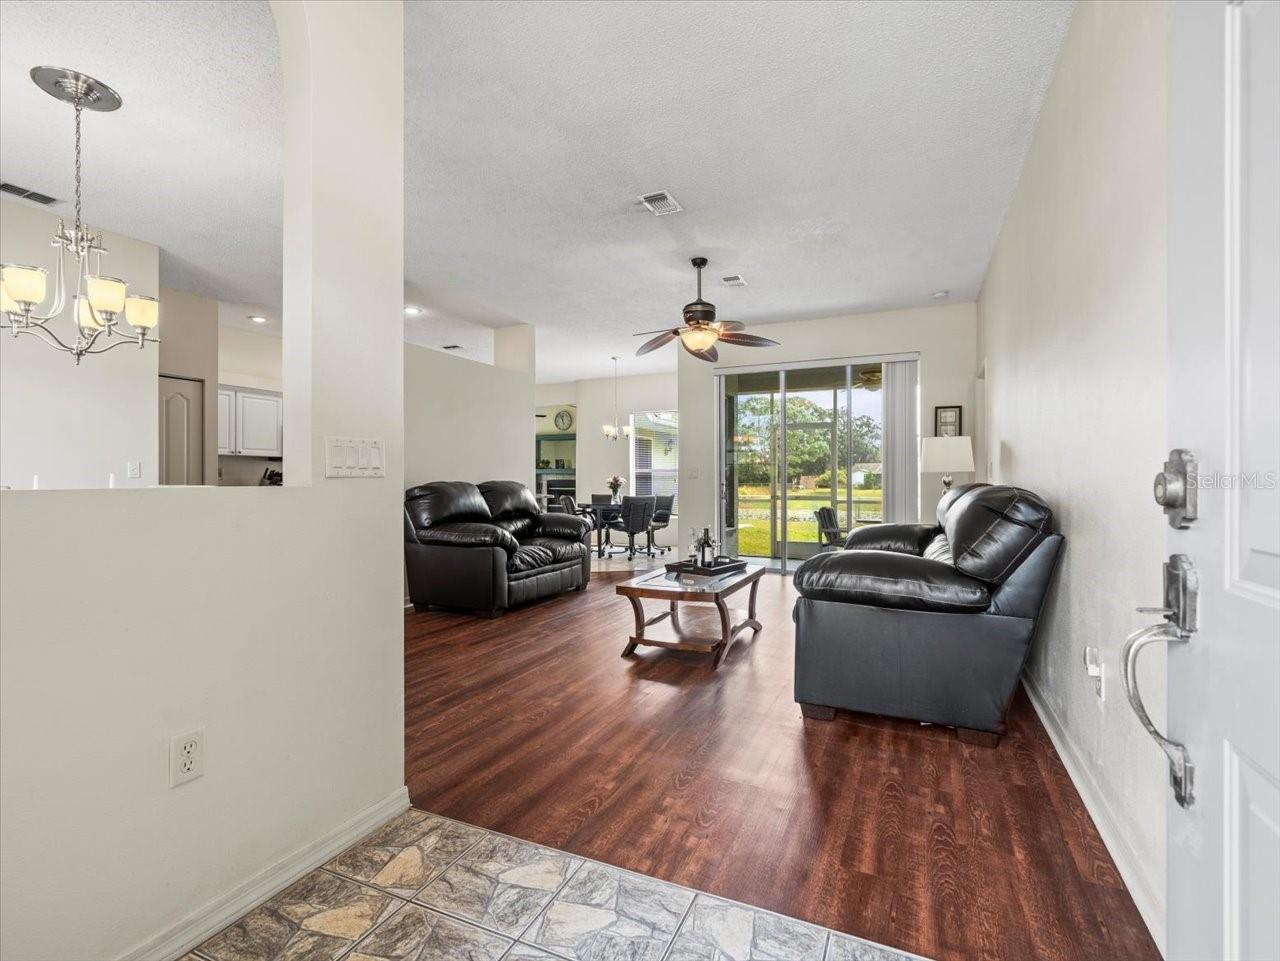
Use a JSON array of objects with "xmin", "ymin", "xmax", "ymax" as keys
[{"xmin": 554, "ymin": 409, "xmax": 574, "ymax": 431}]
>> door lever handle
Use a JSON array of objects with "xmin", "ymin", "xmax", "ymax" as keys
[{"xmin": 1121, "ymin": 622, "xmax": 1194, "ymax": 807}]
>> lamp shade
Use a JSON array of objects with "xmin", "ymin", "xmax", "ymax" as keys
[
  {"xmin": 679, "ymin": 325, "xmax": 719, "ymax": 352},
  {"xmin": 76, "ymin": 296, "xmax": 104, "ymax": 330},
  {"xmin": 0, "ymin": 285, "xmax": 18, "ymax": 314},
  {"xmin": 85, "ymin": 274, "xmax": 127, "ymax": 314},
  {"xmin": 125, "ymin": 294, "xmax": 159, "ymax": 329},
  {"xmin": 920, "ymin": 435, "xmax": 974, "ymax": 474},
  {"xmin": 1, "ymin": 263, "xmax": 48, "ymax": 307}
]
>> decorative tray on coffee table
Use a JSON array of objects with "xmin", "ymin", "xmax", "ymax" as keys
[{"xmin": 665, "ymin": 556, "xmax": 748, "ymax": 577}]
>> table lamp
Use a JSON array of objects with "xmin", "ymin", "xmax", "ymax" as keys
[{"xmin": 920, "ymin": 436, "xmax": 975, "ymax": 492}]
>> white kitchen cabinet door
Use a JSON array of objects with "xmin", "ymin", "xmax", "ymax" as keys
[
  {"xmin": 216, "ymin": 388, "xmax": 236, "ymax": 455},
  {"xmin": 235, "ymin": 391, "xmax": 283, "ymax": 457}
]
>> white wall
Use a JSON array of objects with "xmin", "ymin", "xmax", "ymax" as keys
[
  {"xmin": 0, "ymin": 5, "xmax": 406, "ymax": 960},
  {"xmin": 218, "ymin": 323, "xmax": 283, "ymax": 392},
  {"xmin": 678, "ymin": 302, "xmax": 978, "ymax": 535},
  {"xmin": 159, "ymin": 287, "xmax": 220, "ymax": 484},
  {"xmin": 404, "ymin": 326, "xmax": 535, "ymax": 488},
  {"xmin": 0, "ymin": 197, "xmax": 160, "ymax": 489},
  {"xmin": 976, "ymin": 0, "xmax": 1167, "ymax": 948},
  {"xmin": 536, "ymin": 371, "xmax": 682, "ymax": 549}
]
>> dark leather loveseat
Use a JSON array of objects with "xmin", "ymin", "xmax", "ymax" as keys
[
  {"xmin": 792, "ymin": 483, "xmax": 1063, "ymax": 744},
  {"xmin": 405, "ymin": 480, "xmax": 592, "ymax": 616}
]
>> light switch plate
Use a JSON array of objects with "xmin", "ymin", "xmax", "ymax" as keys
[{"xmin": 325, "ymin": 437, "xmax": 386, "ymax": 478}]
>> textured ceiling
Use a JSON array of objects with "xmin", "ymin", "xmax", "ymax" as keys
[
  {"xmin": 0, "ymin": 1, "xmax": 282, "ymax": 309},
  {"xmin": 1, "ymin": 1, "xmax": 1072, "ymax": 384},
  {"xmin": 406, "ymin": 0, "xmax": 1073, "ymax": 382}
]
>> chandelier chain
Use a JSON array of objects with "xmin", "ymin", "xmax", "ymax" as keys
[{"xmin": 73, "ymin": 97, "xmax": 83, "ymax": 237}]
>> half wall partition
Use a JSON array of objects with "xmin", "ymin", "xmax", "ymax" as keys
[{"xmin": 715, "ymin": 355, "xmax": 918, "ymax": 572}]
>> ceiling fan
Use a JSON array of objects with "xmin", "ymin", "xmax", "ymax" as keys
[{"xmin": 635, "ymin": 257, "xmax": 779, "ymax": 362}]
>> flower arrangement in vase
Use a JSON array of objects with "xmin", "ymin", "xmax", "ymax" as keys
[{"xmin": 606, "ymin": 475, "xmax": 625, "ymax": 503}]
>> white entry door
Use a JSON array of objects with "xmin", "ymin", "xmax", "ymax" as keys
[{"xmin": 1163, "ymin": 3, "xmax": 1280, "ymax": 959}]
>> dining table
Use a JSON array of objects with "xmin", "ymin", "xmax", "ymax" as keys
[{"xmin": 581, "ymin": 502, "xmax": 623, "ymax": 557}]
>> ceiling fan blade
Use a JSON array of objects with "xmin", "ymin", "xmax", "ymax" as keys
[
  {"xmin": 717, "ymin": 331, "xmax": 780, "ymax": 348},
  {"xmin": 681, "ymin": 341, "xmax": 719, "ymax": 362},
  {"xmin": 633, "ymin": 328, "xmax": 677, "ymax": 336},
  {"xmin": 636, "ymin": 330, "xmax": 679, "ymax": 355},
  {"xmin": 713, "ymin": 320, "xmax": 745, "ymax": 332}
]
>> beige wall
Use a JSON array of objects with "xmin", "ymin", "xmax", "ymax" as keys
[
  {"xmin": 0, "ymin": 4, "xmax": 406, "ymax": 959},
  {"xmin": 219, "ymin": 324, "xmax": 283, "ymax": 392},
  {"xmin": 976, "ymin": 0, "xmax": 1167, "ymax": 948},
  {"xmin": 678, "ymin": 301, "xmax": 979, "ymax": 536},
  {"xmin": 0, "ymin": 197, "xmax": 160, "ymax": 489},
  {"xmin": 536, "ymin": 371, "xmax": 682, "ymax": 549},
  {"xmin": 159, "ymin": 287, "xmax": 220, "ymax": 484},
  {"xmin": 404, "ymin": 328, "xmax": 536, "ymax": 489}
]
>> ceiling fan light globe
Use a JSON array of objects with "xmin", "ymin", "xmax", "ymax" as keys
[{"xmin": 679, "ymin": 326, "xmax": 719, "ymax": 352}]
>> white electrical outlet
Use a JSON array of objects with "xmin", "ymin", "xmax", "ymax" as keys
[
  {"xmin": 169, "ymin": 729, "xmax": 205, "ymax": 787},
  {"xmin": 127, "ymin": 460, "xmax": 142, "ymax": 479},
  {"xmin": 1083, "ymin": 647, "xmax": 1104, "ymax": 699}
]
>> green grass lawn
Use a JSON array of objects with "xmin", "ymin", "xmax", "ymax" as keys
[{"xmin": 733, "ymin": 488, "xmax": 882, "ymax": 558}]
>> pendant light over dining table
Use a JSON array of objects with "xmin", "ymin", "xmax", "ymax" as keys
[
  {"xmin": 0, "ymin": 67, "xmax": 159, "ymax": 364},
  {"xmin": 602, "ymin": 356, "xmax": 631, "ymax": 441}
]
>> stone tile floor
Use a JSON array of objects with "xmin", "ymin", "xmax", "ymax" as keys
[{"xmin": 187, "ymin": 807, "xmax": 928, "ymax": 961}]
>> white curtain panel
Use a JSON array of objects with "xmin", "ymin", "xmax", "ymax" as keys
[{"xmin": 881, "ymin": 359, "xmax": 920, "ymax": 523}]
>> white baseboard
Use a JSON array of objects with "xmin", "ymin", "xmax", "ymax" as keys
[
  {"xmin": 1021, "ymin": 677, "xmax": 1166, "ymax": 957},
  {"xmin": 120, "ymin": 785, "xmax": 410, "ymax": 961}
]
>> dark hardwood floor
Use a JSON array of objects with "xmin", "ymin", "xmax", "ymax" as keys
[{"xmin": 405, "ymin": 569, "xmax": 1160, "ymax": 961}]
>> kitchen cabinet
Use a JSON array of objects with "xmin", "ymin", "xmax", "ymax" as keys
[
  {"xmin": 218, "ymin": 385, "xmax": 282, "ymax": 457},
  {"xmin": 216, "ymin": 389, "xmax": 236, "ymax": 454}
]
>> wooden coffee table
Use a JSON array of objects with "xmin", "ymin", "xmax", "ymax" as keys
[{"xmin": 615, "ymin": 565, "xmax": 764, "ymax": 668}]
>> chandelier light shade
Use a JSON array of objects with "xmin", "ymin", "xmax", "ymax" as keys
[
  {"xmin": 125, "ymin": 294, "xmax": 159, "ymax": 329},
  {"xmin": 86, "ymin": 274, "xmax": 127, "ymax": 314},
  {"xmin": 1, "ymin": 264, "xmax": 49, "ymax": 308},
  {"xmin": 0, "ymin": 67, "xmax": 158, "ymax": 364},
  {"xmin": 76, "ymin": 296, "xmax": 103, "ymax": 330}
]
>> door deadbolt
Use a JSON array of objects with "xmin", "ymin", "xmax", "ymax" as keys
[{"xmin": 1154, "ymin": 449, "xmax": 1198, "ymax": 529}]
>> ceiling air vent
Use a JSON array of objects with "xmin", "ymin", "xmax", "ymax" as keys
[
  {"xmin": 441, "ymin": 344, "xmax": 463, "ymax": 350},
  {"xmin": 721, "ymin": 274, "xmax": 748, "ymax": 287},
  {"xmin": 638, "ymin": 190, "xmax": 682, "ymax": 216},
  {"xmin": 0, "ymin": 182, "xmax": 58, "ymax": 205}
]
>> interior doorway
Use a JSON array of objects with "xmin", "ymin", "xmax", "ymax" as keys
[{"xmin": 159, "ymin": 375, "xmax": 205, "ymax": 485}]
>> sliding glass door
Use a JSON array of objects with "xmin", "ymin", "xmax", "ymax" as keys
[{"xmin": 717, "ymin": 358, "xmax": 901, "ymax": 572}]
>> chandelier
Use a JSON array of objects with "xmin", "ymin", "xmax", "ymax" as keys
[
  {"xmin": 601, "ymin": 356, "xmax": 632, "ymax": 441},
  {"xmin": 0, "ymin": 67, "xmax": 159, "ymax": 364}
]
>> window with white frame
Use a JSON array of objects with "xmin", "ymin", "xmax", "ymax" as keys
[{"xmin": 630, "ymin": 410, "xmax": 678, "ymax": 511}]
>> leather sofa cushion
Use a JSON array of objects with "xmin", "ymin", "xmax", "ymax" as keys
[
  {"xmin": 537, "ymin": 512, "xmax": 592, "ymax": 541},
  {"xmin": 405, "ymin": 481, "xmax": 491, "ymax": 529},
  {"xmin": 936, "ymin": 481, "xmax": 989, "ymax": 526},
  {"xmin": 478, "ymin": 480, "xmax": 541, "ymax": 521},
  {"xmin": 792, "ymin": 550, "xmax": 990, "ymax": 613},
  {"xmin": 523, "ymin": 536, "xmax": 587, "ymax": 564},
  {"xmin": 844, "ymin": 523, "xmax": 939, "ymax": 555},
  {"xmin": 944, "ymin": 485, "xmax": 1053, "ymax": 584},
  {"xmin": 495, "ymin": 516, "xmax": 536, "ymax": 540},
  {"xmin": 415, "ymin": 521, "xmax": 518, "ymax": 555},
  {"xmin": 507, "ymin": 543, "xmax": 556, "ymax": 573},
  {"xmin": 922, "ymin": 533, "xmax": 954, "ymax": 565}
]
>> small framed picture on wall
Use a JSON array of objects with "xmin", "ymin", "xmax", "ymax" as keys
[{"xmin": 934, "ymin": 405, "xmax": 962, "ymax": 437}]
